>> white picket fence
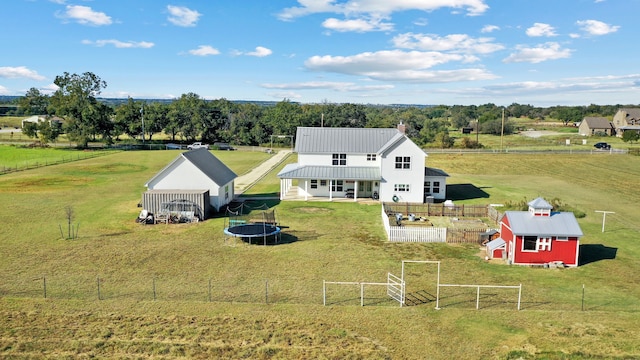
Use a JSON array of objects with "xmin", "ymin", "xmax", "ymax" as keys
[{"xmin": 381, "ymin": 205, "xmax": 447, "ymax": 243}]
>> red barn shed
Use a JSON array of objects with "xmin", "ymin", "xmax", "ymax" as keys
[{"xmin": 496, "ymin": 198, "xmax": 583, "ymax": 267}]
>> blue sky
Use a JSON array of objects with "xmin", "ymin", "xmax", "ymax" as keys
[{"xmin": 1, "ymin": 0, "xmax": 637, "ymax": 106}]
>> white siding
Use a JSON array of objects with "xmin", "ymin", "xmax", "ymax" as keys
[{"xmin": 380, "ymin": 138, "xmax": 426, "ymax": 203}]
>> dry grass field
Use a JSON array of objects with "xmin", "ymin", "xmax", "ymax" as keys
[{"xmin": 1, "ymin": 146, "xmax": 639, "ymax": 359}]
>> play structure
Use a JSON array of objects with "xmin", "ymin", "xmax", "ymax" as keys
[{"xmin": 224, "ymin": 202, "xmax": 281, "ymax": 245}]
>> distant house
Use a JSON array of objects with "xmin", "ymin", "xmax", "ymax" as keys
[
  {"xmin": 578, "ymin": 117, "xmax": 613, "ymax": 136},
  {"xmin": 612, "ymin": 108, "xmax": 640, "ymax": 138},
  {"xmin": 143, "ymin": 149, "xmax": 237, "ymax": 216},
  {"xmin": 487, "ymin": 197, "xmax": 583, "ymax": 267},
  {"xmin": 277, "ymin": 124, "xmax": 448, "ymax": 203},
  {"xmin": 21, "ymin": 115, "xmax": 62, "ymax": 128}
]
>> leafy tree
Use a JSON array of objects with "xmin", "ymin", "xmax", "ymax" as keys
[
  {"xmin": 18, "ymin": 88, "xmax": 50, "ymax": 115},
  {"xmin": 114, "ymin": 97, "xmax": 144, "ymax": 140},
  {"xmin": 481, "ymin": 118, "xmax": 514, "ymax": 135},
  {"xmin": 49, "ymin": 72, "xmax": 110, "ymax": 147},
  {"xmin": 622, "ymin": 130, "xmax": 640, "ymax": 143},
  {"xmin": 22, "ymin": 119, "xmax": 62, "ymax": 145},
  {"xmin": 142, "ymin": 102, "xmax": 169, "ymax": 141},
  {"xmin": 459, "ymin": 136, "xmax": 482, "ymax": 149},
  {"xmin": 434, "ymin": 130, "xmax": 455, "ymax": 148},
  {"xmin": 551, "ymin": 106, "xmax": 584, "ymax": 126}
]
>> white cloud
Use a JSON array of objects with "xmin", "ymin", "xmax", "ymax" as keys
[
  {"xmin": 576, "ymin": 19, "xmax": 619, "ymax": 35},
  {"xmin": 392, "ymin": 33, "xmax": 504, "ymax": 54},
  {"xmin": 0, "ymin": 66, "xmax": 46, "ymax": 80},
  {"xmin": 322, "ymin": 17, "xmax": 394, "ymax": 32},
  {"xmin": 261, "ymin": 81, "xmax": 394, "ymax": 92},
  {"xmin": 503, "ymin": 42, "xmax": 572, "ymax": 64},
  {"xmin": 57, "ymin": 5, "xmax": 112, "ymax": 26},
  {"xmin": 246, "ymin": 46, "xmax": 273, "ymax": 57},
  {"xmin": 167, "ymin": 5, "xmax": 201, "ymax": 27},
  {"xmin": 188, "ymin": 45, "xmax": 220, "ymax": 56},
  {"xmin": 526, "ymin": 23, "xmax": 557, "ymax": 37},
  {"xmin": 278, "ymin": 0, "xmax": 489, "ymax": 20},
  {"xmin": 0, "ymin": 85, "xmax": 9, "ymax": 95},
  {"xmin": 304, "ymin": 50, "xmax": 496, "ymax": 83},
  {"xmin": 82, "ymin": 39, "xmax": 154, "ymax": 48},
  {"xmin": 481, "ymin": 25, "xmax": 499, "ymax": 33}
]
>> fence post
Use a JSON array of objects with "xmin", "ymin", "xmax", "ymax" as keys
[
  {"xmin": 153, "ymin": 278, "xmax": 157, "ymax": 301},
  {"xmin": 97, "ymin": 276, "xmax": 101, "ymax": 300},
  {"xmin": 208, "ymin": 278, "xmax": 212, "ymax": 302}
]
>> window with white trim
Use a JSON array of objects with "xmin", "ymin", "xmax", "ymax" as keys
[
  {"xmin": 522, "ymin": 236, "xmax": 537, "ymax": 251},
  {"xmin": 310, "ymin": 179, "xmax": 318, "ymax": 189},
  {"xmin": 537, "ymin": 237, "xmax": 552, "ymax": 251},
  {"xmin": 332, "ymin": 153, "xmax": 346, "ymax": 166},
  {"xmin": 331, "ymin": 180, "xmax": 344, "ymax": 192},
  {"xmin": 556, "ymin": 236, "xmax": 568, "ymax": 241},
  {"xmin": 433, "ymin": 181, "xmax": 440, "ymax": 193},
  {"xmin": 395, "ymin": 156, "xmax": 411, "ymax": 169},
  {"xmin": 394, "ymin": 184, "xmax": 410, "ymax": 192},
  {"xmin": 367, "ymin": 154, "xmax": 376, "ymax": 161},
  {"xmin": 320, "ymin": 180, "xmax": 327, "ymax": 187}
]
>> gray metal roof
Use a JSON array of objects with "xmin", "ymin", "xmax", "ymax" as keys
[
  {"xmin": 182, "ymin": 148, "xmax": 237, "ymax": 185},
  {"xmin": 528, "ymin": 197, "xmax": 552, "ymax": 209},
  {"xmin": 505, "ymin": 211, "xmax": 583, "ymax": 237},
  {"xmin": 425, "ymin": 167, "xmax": 449, "ymax": 177},
  {"xmin": 294, "ymin": 127, "xmax": 403, "ymax": 154},
  {"xmin": 486, "ymin": 238, "xmax": 505, "ymax": 251},
  {"xmin": 146, "ymin": 149, "xmax": 237, "ymax": 187},
  {"xmin": 582, "ymin": 117, "xmax": 612, "ymax": 129},
  {"xmin": 620, "ymin": 108, "xmax": 640, "ymax": 120},
  {"xmin": 277, "ymin": 164, "xmax": 381, "ymax": 180}
]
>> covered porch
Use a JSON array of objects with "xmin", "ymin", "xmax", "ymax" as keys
[{"xmin": 277, "ymin": 164, "xmax": 381, "ymax": 202}]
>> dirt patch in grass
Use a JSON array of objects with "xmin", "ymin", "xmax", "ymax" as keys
[
  {"xmin": 295, "ymin": 207, "xmax": 334, "ymax": 214},
  {"xmin": 66, "ymin": 162, "xmax": 147, "ymax": 175},
  {"xmin": 0, "ymin": 176, "xmax": 94, "ymax": 192}
]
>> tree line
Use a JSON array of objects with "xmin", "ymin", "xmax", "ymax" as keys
[{"xmin": 11, "ymin": 72, "xmax": 629, "ymax": 148}]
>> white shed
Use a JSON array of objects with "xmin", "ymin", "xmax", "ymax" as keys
[{"xmin": 144, "ymin": 149, "xmax": 237, "ymax": 213}]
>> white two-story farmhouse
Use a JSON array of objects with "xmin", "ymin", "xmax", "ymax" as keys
[{"xmin": 277, "ymin": 124, "xmax": 448, "ymax": 203}]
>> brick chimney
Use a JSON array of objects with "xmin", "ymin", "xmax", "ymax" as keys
[{"xmin": 397, "ymin": 121, "xmax": 406, "ymax": 134}]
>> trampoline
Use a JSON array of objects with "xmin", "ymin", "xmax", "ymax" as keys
[{"xmin": 223, "ymin": 202, "xmax": 282, "ymax": 245}]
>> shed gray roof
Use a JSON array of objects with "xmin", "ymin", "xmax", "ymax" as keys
[
  {"xmin": 294, "ymin": 127, "xmax": 405, "ymax": 154},
  {"xmin": 486, "ymin": 238, "xmax": 505, "ymax": 251},
  {"xmin": 146, "ymin": 148, "xmax": 237, "ymax": 187},
  {"xmin": 505, "ymin": 211, "xmax": 583, "ymax": 237},
  {"xmin": 528, "ymin": 197, "xmax": 552, "ymax": 210},
  {"xmin": 582, "ymin": 117, "xmax": 612, "ymax": 129},
  {"xmin": 277, "ymin": 164, "xmax": 381, "ymax": 180}
]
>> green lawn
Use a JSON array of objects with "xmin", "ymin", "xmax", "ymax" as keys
[{"xmin": 0, "ymin": 149, "xmax": 639, "ymax": 359}]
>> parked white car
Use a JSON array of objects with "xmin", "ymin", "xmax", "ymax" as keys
[{"xmin": 187, "ymin": 142, "xmax": 209, "ymax": 150}]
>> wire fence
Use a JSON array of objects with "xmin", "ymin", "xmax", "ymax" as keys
[
  {"xmin": 2, "ymin": 274, "xmax": 639, "ymax": 312},
  {"xmin": 0, "ymin": 150, "xmax": 114, "ymax": 175}
]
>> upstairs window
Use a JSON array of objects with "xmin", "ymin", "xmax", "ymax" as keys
[
  {"xmin": 394, "ymin": 184, "xmax": 410, "ymax": 192},
  {"xmin": 395, "ymin": 156, "xmax": 411, "ymax": 169},
  {"xmin": 332, "ymin": 153, "xmax": 346, "ymax": 166}
]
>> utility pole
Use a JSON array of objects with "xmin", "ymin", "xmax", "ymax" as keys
[
  {"xmin": 500, "ymin": 107, "xmax": 505, "ymax": 152},
  {"xmin": 140, "ymin": 104, "xmax": 145, "ymax": 144},
  {"xmin": 595, "ymin": 210, "xmax": 615, "ymax": 232}
]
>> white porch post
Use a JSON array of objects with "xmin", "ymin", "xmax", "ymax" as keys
[
  {"xmin": 329, "ymin": 179, "xmax": 333, "ymax": 201},
  {"xmin": 304, "ymin": 179, "xmax": 308, "ymax": 201},
  {"xmin": 354, "ymin": 181, "xmax": 358, "ymax": 201},
  {"xmin": 280, "ymin": 179, "xmax": 284, "ymax": 200}
]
